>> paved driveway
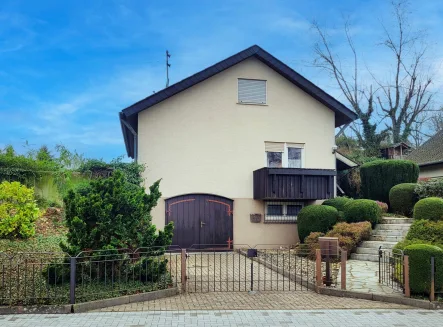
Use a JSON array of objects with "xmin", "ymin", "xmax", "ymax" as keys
[{"xmin": 2, "ymin": 310, "xmax": 440, "ymax": 327}]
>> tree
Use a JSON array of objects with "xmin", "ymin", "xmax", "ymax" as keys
[
  {"xmin": 313, "ymin": 1, "xmax": 435, "ymax": 153},
  {"xmin": 36, "ymin": 145, "xmax": 53, "ymax": 162}
]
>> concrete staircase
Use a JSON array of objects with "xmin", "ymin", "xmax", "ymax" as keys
[{"xmin": 350, "ymin": 217, "xmax": 413, "ymax": 262}]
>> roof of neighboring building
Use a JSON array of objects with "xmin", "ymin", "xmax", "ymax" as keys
[
  {"xmin": 406, "ymin": 130, "xmax": 443, "ymax": 166},
  {"xmin": 335, "ymin": 151, "xmax": 359, "ymax": 171},
  {"xmin": 120, "ymin": 45, "xmax": 358, "ymax": 158},
  {"xmin": 380, "ymin": 142, "xmax": 411, "ymax": 150}
]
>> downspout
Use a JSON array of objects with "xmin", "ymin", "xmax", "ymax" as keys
[{"xmin": 120, "ymin": 114, "xmax": 138, "ymax": 161}]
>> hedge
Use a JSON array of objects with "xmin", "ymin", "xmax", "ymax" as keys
[
  {"xmin": 389, "ymin": 183, "xmax": 418, "ymax": 217},
  {"xmin": 360, "ymin": 160, "xmax": 419, "ymax": 203},
  {"xmin": 322, "ymin": 197, "xmax": 353, "ymax": 212},
  {"xmin": 404, "ymin": 244, "xmax": 443, "ymax": 294},
  {"xmin": 415, "ymin": 178, "xmax": 443, "ymax": 199},
  {"xmin": 343, "ymin": 199, "xmax": 382, "ymax": 226},
  {"xmin": 413, "ymin": 197, "xmax": 443, "ymax": 221},
  {"xmin": 406, "ymin": 219, "xmax": 443, "ymax": 244},
  {"xmin": 297, "ymin": 205, "xmax": 339, "ymax": 242}
]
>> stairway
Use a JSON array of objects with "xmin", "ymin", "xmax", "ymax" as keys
[{"xmin": 350, "ymin": 217, "xmax": 413, "ymax": 262}]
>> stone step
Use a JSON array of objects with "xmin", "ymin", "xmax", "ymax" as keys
[
  {"xmin": 355, "ymin": 247, "xmax": 380, "ymax": 255},
  {"xmin": 370, "ymin": 234, "xmax": 404, "ymax": 242},
  {"xmin": 371, "ymin": 229, "xmax": 408, "ymax": 236},
  {"xmin": 375, "ymin": 224, "xmax": 411, "ymax": 231},
  {"xmin": 381, "ymin": 217, "xmax": 414, "ymax": 224},
  {"xmin": 360, "ymin": 241, "xmax": 397, "ymax": 249},
  {"xmin": 350, "ymin": 253, "xmax": 379, "ymax": 262}
]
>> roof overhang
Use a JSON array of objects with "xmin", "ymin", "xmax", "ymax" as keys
[
  {"xmin": 335, "ymin": 151, "xmax": 359, "ymax": 171},
  {"xmin": 120, "ymin": 45, "xmax": 358, "ymax": 158},
  {"xmin": 418, "ymin": 160, "xmax": 443, "ymax": 168}
]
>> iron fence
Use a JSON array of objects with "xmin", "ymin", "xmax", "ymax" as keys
[
  {"xmin": 0, "ymin": 246, "xmax": 182, "ymax": 306},
  {"xmin": 378, "ymin": 247, "xmax": 404, "ymax": 293}
]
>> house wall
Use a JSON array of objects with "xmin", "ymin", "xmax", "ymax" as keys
[
  {"xmin": 138, "ymin": 57, "xmax": 336, "ymax": 246},
  {"xmin": 419, "ymin": 163, "xmax": 443, "ymax": 179}
]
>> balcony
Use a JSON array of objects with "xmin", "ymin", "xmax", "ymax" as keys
[{"xmin": 253, "ymin": 167, "xmax": 336, "ymax": 201}]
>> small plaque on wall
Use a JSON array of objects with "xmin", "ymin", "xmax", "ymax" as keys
[{"xmin": 250, "ymin": 214, "xmax": 262, "ymax": 223}]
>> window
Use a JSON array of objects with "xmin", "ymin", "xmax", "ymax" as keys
[
  {"xmin": 265, "ymin": 142, "xmax": 304, "ymax": 168},
  {"xmin": 265, "ymin": 202, "xmax": 304, "ymax": 223},
  {"xmin": 238, "ymin": 79, "xmax": 266, "ymax": 104}
]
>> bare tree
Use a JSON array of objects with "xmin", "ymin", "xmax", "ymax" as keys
[
  {"xmin": 429, "ymin": 106, "xmax": 443, "ymax": 134},
  {"xmin": 313, "ymin": 0, "xmax": 435, "ymax": 154}
]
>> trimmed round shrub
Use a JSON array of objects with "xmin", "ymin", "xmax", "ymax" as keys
[
  {"xmin": 297, "ymin": 205, "xmax": 339, "ymax": 243},
  {"xmin": 406, "ymin": 219, "xmax": 443, "ymax": 243},
  {"xmin": 343, "ymin": 199, "xmax": 382, "ymax": 226},
  {"xmin": 404, "ymin": 244, "xmax": 443, "ymax": 294},
  {"xmin": 389, "ymin": 183, "xmax": 418, "ymax": 217},
  {"xmin": 360, "ymin": 160, "xmax": 419, "ymax": 203},
  {"xmin": 413, "ymin": 197, "xmax": 443, "ymax": 221},
  {"xmin": 322, "ymin": 197, "xmax": 353, "ymax": 212}
]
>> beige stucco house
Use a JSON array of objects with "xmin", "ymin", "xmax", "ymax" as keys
[{"xmin": 119, "ymin": 45, "xmax": 357, "ymax": 248}]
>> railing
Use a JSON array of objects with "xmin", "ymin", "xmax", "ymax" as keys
[
  {"xmin": 378, "ymin": 247, "xmax": 405, "ymax": 293},
  {"xmin": 0, "ymin": 246, "xmax": 182, "ymax": 306}
]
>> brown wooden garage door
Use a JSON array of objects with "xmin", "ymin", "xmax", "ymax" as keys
[{"xmin": 165, "ymin": 194, "xmax": 233, "ymax": 249}]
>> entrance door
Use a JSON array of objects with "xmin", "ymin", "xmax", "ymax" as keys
[{"xmin": 165, "ymin": 194, "xmax": 233, "ymax": 249}]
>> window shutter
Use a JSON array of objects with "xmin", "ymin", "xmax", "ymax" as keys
[
  {"xmin": 238, "ymin": 79, "xmax": 266, "ymax": 104},
  {"xmin": 286, "ymin": 143, "xmax": 305, "ymax": 148},
  {"xmin": 265, "ymin": 142, "xmax": 284, "ymax": 152}
]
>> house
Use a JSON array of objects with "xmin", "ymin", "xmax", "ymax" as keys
[
  {"xmin": 406, "ymin": 130, "xmax": 443, "ymax": 179},
  {"xmin": 380, "ymin": 142, "xmax": 411, "ymax": 160},
  {"xmin": 119, "ymin": 45, "xmax": 357, "ymax": 248}
]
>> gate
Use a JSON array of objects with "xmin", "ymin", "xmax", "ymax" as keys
[
  {"xmin": 185, "ymin": 244, "xmax": 315, "ymax": 292},
  {"xmin": 378, "ymin": 247, "xmax": 404, "ymax": 293}
]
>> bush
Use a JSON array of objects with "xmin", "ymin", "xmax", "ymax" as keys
[
  {"xmin": 0, "ymin": 181, "xmax": 39, "ymax": 239},
  {"xmin": 415, "ymin": 178, "xmax": 443, "ymax": 199},
  {"xmin": 389, "ymin": 183, "xmax": 418, "ymax": 217},
  {"xmin": 413, "ymin": 198, "xmax": 443, "ymax": 221},
  {"xmin": 406, "ymin": 220, "xmax": 443, "ymax": 244},
  {"xmin": 376, "ymin": 201, "xmax": 388, "ymax": 214},
  {"xmin": 360, "ymin": 160, "xmax": 419, "ymax": 203},
  {"xmin": 404, "ymin": 244, "xmax": 443, "ymax": 294},
  {"xmin": 322, "ymin": 197, "xmax": 353, "ymax": 212},
  {"xmin": 326, "ymin": 221, "xmax": 372, "ymax": 256},
  {"xmin": 297, "ymin": 205, "xmax": 339, "ymax": 242},
  {"xmin": 303, "ymin": 232, "xmax": 324, "ymax": 260},
  {"xmin": 343, "ymin": 199, "xmax": 382, "ymax": 226},
  {"xmin": 394, "ymin": 238, "xmax": 443, "ymax": 252}
]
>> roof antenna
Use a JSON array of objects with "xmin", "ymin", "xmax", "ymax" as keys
[{"xmin": 166, "ymin": 50, "xmax": 171, "ymax": 87}]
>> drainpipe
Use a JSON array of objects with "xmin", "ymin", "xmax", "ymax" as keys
[{"xmin": 120, "ymin": 114, "xmax": 138, "ymax": 161}]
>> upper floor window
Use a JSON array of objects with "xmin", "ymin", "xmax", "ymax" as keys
[
  {"xmin": 265, "ymin": 142, "xmax": 304, "ymax": 168},
  {"xmin": 238, "ymin": 79, "xmax": 266, "ymax": 104}
]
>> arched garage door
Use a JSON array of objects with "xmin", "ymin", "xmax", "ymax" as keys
[{"xmin": 165, "ymin": 194, "xmax": 233, "ymax": 249}]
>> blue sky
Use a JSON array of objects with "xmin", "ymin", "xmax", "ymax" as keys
[{"xmin": 1, "ymin": 0, "xmax": 443, "ymax": 160}]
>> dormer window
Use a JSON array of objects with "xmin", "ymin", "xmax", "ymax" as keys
[{"xmin": 238, "ymin": 79, "xmax": 266, "ymax": 104}]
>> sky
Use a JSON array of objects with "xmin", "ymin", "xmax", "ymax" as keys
[{"xmin": 1, "ymin": 0, "xmax": 443, "ymax": 160}]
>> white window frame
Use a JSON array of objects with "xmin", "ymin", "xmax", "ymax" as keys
[
  {"xmin": 265, "ymin": 143, "xmax": 305, "ymax": 168},
  {"xmin": 264, "ymin": 202, "xmax": 304, "ymax": 223},
  {"xmin": 237, "ymin": 78, "xmax": 267, "ymax": 105}
]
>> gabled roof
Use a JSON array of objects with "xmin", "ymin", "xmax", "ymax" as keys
[
  {"xmin": 120, "ymin": 45, "xmax": 357, "ymax": 158},
  {"xmin": 380, "ymin": 142, "xmax": 411, "ymax": 150},
  {"xmin": 406, "ymin": 130, "xmax": 443, "ymax": 167},
  {"xmin": 335, "ymin": 151, "xmax": 359, "ymax": 171}
]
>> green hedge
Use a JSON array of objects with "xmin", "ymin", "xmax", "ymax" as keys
[
  {"xmin": 343, "ymin": 199, "xmax": 382, "ymax": 226},
  {"xmin": 406, "ymin": 219, "xmax": 443, "ymax": 243},
  {"xmin": 360, "ymin": 160, "xmax": 419, "ymax": 203},
  {"xmin": 413, "ymin": 197, "xmax": 443, "ymax": 221},
  {"xmin": 322, "ymin": 197, "xmax": 353, "ymax": 212},
  {"xmin": 389, "ymin": 183, "xmax": 418, "ymax": 217},
  {"xmin": 415, "ymin": 178, "xmax": 443, "ymax": 199},
  {"xmin": 404, "ymin": 244, "xmax": 443, "ymax": 295},
  {"xmin": 297, "ymin": 205, "xmax": 339, "ymax": 242}
]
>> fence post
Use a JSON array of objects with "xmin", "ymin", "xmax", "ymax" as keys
[
  {"xmin": 404, "ymin": 255, "xmax": 410, "ymax": 297},
  {"xmin": 70, "ymin": 257, "xmax": 76, "ymax": 305},
  {"xmin": 316, "ymin": 249, "xmax": 322, "ymax": 290},
  {"xmin": 181, "ymin": 249, "xmax": 187, "ymax": 293},
  {"xmin": 430, "ymin": 256, "xmax": 435, "ymax": 302},
  {"xmin": 341, "ymin": 250, "xmax": 347, "ymax": 290}
]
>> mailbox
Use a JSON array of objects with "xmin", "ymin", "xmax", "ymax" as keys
[
  {"xmin": 318, "ymin": 237, "xmax": 339, "ymax": 259},
  {"xmin": 247, "ymin": 249, "xmax": 258, "ymax": 258}
]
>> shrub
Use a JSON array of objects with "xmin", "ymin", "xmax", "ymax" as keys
[
  {"xmin": 389, "ymin": 183, "xmax": 418, "ymax": 217},
  {"xmin": 406, "ymin": 220, "xmax": 443, "ymax": 244},
  {"xmin": 303, "ymin": 232, "xmax": 324, "ymax": 260},
  {"xmin": 394, "ymin": 238, "xmax": 443, "ymax": 252},
  {"xmin": 0, "ymin": 181, "xmax": 39, "ymax": 239},
  {"xmin": 360, "ymin": 160, "xmax": 419, "ymax": 203},
  {"xmin": 413, "ymin": 197, "xmax": 443, "ymax": 221},
  {"xmin": 376, "ymin": 201, "xmax": 388, "ymax": 214},
  {"xmin": 322, "ymin": 197, "xmax": 353, "ymax": 212},
  {"xmin": 297, "ymin": 205, "xmax": 339, "ymax": 243},
  {"xmin": 343, "ymin": 199, "xmax": 381, "ymax": 226},
  {"xmin": 415, "ymin": 178, "xmax": 443, "ymax": 199},
  {"xmin": 404, "ymin": 244, "xmax": 443, "ymax": 294},
  {"xmin": 326, "ymin": 221, "xmax": 372, "ymax": 256}
]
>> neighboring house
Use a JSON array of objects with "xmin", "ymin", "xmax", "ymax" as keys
[
  {"xmin": 406, "ymin": 130, "xmax": 443, "ymax": 179},
  {"xmin": 380, "ymin": 142, "xmax": 411, "ymax": 160},
  {"xmin": 119, "ymin": 45, "xmax": 357, "ymax": 248}
]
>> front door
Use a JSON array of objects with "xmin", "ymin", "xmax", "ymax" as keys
[{"xmin": 165, "ymin": 194, "xmax": 233, "ymax": 249}]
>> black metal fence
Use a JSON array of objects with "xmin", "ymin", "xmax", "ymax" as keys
[
  {"xmin": 0, "ymin": 246, "xmax": 182, "ymax": 306},
  {"xmin": 378, "ymin": 247, "xmax": 404, "ymax": 293}
]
